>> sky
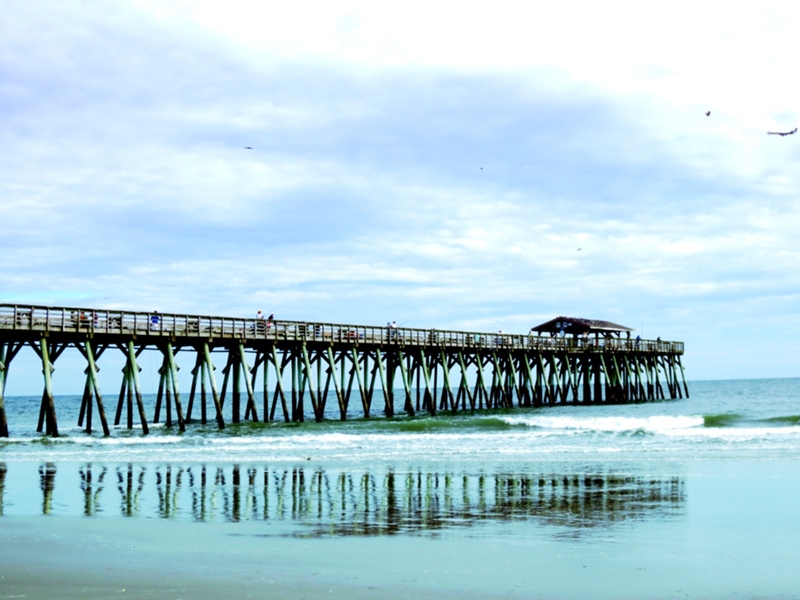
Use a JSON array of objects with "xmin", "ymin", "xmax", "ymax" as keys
[{"xmin": 2, "ymin": 0, "xmax": 800, "ymax": 392}]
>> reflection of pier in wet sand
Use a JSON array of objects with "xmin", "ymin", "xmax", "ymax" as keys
[{"xmin": 3, "ymin": 463, "xmax": 686, "ymax": 536}]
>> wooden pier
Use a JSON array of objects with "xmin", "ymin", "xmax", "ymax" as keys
[{"xmin": 0, "ymin": 304, "xmax": 688, "ymax": 437}]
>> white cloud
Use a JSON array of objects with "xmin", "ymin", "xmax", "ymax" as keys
[{"xmin": 1, "ymin": 0, "xmax": 799, "ymax": 390}]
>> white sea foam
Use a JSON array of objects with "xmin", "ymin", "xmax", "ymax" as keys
[{"xmin": 499, "ymin": 414, "xmax": 705, "ymax": 433}]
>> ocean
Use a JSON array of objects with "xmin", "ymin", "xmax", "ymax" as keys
[{"xmin": 1, "ymin": 378, "xmax": 800, "ymax": 598}]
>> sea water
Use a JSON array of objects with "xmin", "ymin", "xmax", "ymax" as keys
[{"xmin": 1, "ymin": 378, "xmax": 800, "ymax": 598}]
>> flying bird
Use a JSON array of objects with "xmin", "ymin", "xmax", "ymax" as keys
[
  {"xmin": 244, "ymin": 146, "xmax": 253, "ymax": 149},
  {"xmin": 767, "ymin": 128, "xmax": 797, "ymax": 137},
  {"xmin": 705, "ymin": 111, "xmax": 711, "ymax": 117}
]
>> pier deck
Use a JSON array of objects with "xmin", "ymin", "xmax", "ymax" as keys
[{"xmin": 0, "ymin": 304, "xmax": 688, "ymax": 437}]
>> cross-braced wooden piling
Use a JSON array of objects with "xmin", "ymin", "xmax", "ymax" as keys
[{"xmin": 0, "ymin": 305, "xmax": 688, "ymax": 437}]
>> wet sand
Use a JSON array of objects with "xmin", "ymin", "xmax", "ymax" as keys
[
  {"xmin": 4, "ymin": 462, "xmax": 800, "ymax": 600},
  {"xmin": 1, "ymin": 516, "xmax": 459, "ymax": 600}
]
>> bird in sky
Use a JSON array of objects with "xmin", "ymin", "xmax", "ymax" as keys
[
  {"xmin": 767, "ymin": 128, "xmax": 797, "ymax": 137},
  {"xmin": 244, "ymin": 146, "xmax": 253, "ymax": 149},
  {"xmin": 705, "ymin": 111, "xmax": 711, "ymax": 116}
]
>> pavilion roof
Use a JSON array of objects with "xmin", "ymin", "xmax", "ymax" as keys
[{"xmin": 531, "ymin": 316, "xmax": 634, "ymax": 334}]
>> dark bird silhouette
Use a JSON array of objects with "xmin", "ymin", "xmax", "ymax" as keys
[
  {"xmin": 768, "ymin": 128, "xmax": 797, "ymax": 137},
  {"xmin": 244, "ymin": 146, "xmax": 253, "ymax": 149},
  {"xmin": 705, "ymin": 111, "xmax": 711, "ymax": 116}
]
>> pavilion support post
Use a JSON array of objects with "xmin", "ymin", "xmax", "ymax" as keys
[
  {"xmin": 247, "ymin": 351, "xmax": 261, "ymax": 421},
  {"xmin": 624, "ymin": 355, "xmax": 635, "ymax": 401},
  {"xmin": 0, "ymin": 343, "xmax": 13, "ymax": 438},
  {"xmin": 565, "ymin": 355, "xmax": 579, "ymax": 403},
  {"xmin": 397, "ymin": 349, "xmax": 414, "ymax": 416},
  {"xmin": 240, "ymin": 344, "xmax": 258, "ymax": 422},
  {"xmin": 508, "ymin": 352, "xmax": 521, "ymax": 407},
  {"xmin": 385, "ymin": 352, "xmax": 396, "ymax": 413},
  {"xmin": 418, "ymin": 349, "xmax": 434, "ymax": 416},
  {"xmin": 185, "ymin": 351, "xmax": 202, "ymax": 422},
  {"xmin": 317, "ymin": 351, "xmax": 327, "ymax": 415},
  {"xmin": 521, "ymin": 355, "xmax": 536, "ymax": 409},
  {"xmin": 414, "ymin": 358, "xmax": 421, "ymax": 413},
  {"xmin": 153, "ymin": 355, "xmax": 168, "ymax": 423},
  {"xmin": 0, "ymin": 347, "xmax": 7, "ymax": 438},
  {"xmin": 536, "ymin": 353, "xmax": 550, "ymax": 405},
  {"xmin": 593, "ymin": 355, "xmax": 603, "ymax": 403},
  {"xmin": 611, "ymin": 354, "xmax": 623, "ymax": 403},
  {"xmin": 548, "ymin": 355, "xmax": 559, "ymax": 405},
  {"xmin": 474, "ymin": 354, "xmax": 490, "ymax": 409},
  {"xmin": 677, "ymin": 355, "xmax": 690, "ymax": 398},
  {"xmin": 668, "ymin": 354, "xmax": 683, "ymax": 399},
  {"xmin": 662, "ymin": 357, "xmax": 674, "ymax": 399},
  {"xmin": 669, "ymin": 356, "xmax": 681, "ymax": 399},
  {"xmin": 440, "ymin": 351, "xmax": 454, "ymax": 412},
  {"xmin": 78, "ymin": 369, "xmax": 92, "ymax": 428},
  {"xmin": 326, "ymin": 346, "xmax": 346, "ymax": 420},
  {"xmin": 166, "ymin": 343, "xmax": 185, "ymax": 431},
  {"xmin": 200, "ymin": 358, "xmax": 208, "ymax": 423},
  {"xmin": 643, "ymin": 356, "xmax": 654, "ymax": 401},
  {"xmin": 114, "ymin": 359, "xmax": 128, "ymax": 426},
  {"xmin": 202, "ymin": 342, "xmax": 225, "ymax": 429},
  {"xmin": 84, "ymin": 340, "xmax": 110, "ymax": 436},
  {"xmin": 432, "ymin": 354, "xmax": 440, "ymax": 411},
  {"xmin": 301, "ymin": 343, "xmax": 321, "ymax": 422},
  {"xmin": 219, "ymin": 351, "xmax": 233, "ymax": 413},
  {"xmin": 457, "ymin": 352, "xmax": 475, "ymax": 410},
  {"xmin": 581, "ymin": 354, "xmax": 591, "ymax": 404},
  {"xmin": 493, "ymin": 352, "xmax": 507, "ymax": 407},
  {"xmin": 269, "ymin": 347, "xmax": 290, "ymax": 422},
  {"xmin": 351, "ymin": 348, "xmax": 369, "ymax": 418},
  {"xmin": 342, "ymin": 354, "xmax": 357, "ymax": 419},
  {"xmin": 376, "ymin": 349, "xmax": 392, "ymax": 417},
  {"xmin": 635, "ymin": 355, "xmax": 645, "ymax": 401},
  {"xmin": 231, "ymin": 348, "xmax": 241, "ymax": 424},
  {"xmin": 364, "ymin": 353, "xmax": 375, "ymax": 414},
  {"xmin": 126, "ymin": 366, "xmax": 135, "ymax": 428},
  {"xmin": 165, "ymin": 372, "xmax": 173, "ymax": 427},
  {"xmin": 623, "ymin": 355, "xmax": 637, "ymax": 402},
  {"xmin": 38, "ymin": 338, "xmax": 58, "ymax": 437},
  {"xmin": 599, "ymin": 353, "xmax": 613, "ymax": 404},
  {"xmin": 126, "ymin": 340, "xmax": 149, "ymax": 435},
  {"xmin": 320, "ymin": 351, "xmax": 332, "ymax": 416},
  {"xmin": 653, "ymin": 357, "xmax": 665, "ymax": 399},
  {"xmin": 366, "ymin": 355, "xmax": 379, "ymax": 413},
  {"xmin": 291, "ymin": 351, "xmax": 303, "ymax": 422},
  {"xmin": 260, "ymin": 352, "xmax": 269, "ymax": 421}
]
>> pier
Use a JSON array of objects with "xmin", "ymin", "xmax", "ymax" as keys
[{"xmin": 0, "ymin": 304, "xmax": 688, "ymax": 437}]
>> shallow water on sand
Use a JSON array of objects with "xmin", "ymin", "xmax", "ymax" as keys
[{"xmin": 2, "ymin": 378, "xmax": 800, "ymax": 598}]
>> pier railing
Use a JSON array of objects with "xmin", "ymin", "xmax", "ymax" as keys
[{"xmin": 0, "ymin": 304, "xmax": 683, "ymax": 354}]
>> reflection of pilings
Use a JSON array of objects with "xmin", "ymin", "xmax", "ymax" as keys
[
  {"xmin": 23, "ymin": 465, "xmax": 686, "ymax": 534},
  {"xmin": 80, "ymin": 464, "xmax": 107, "ymax": 516},
  {"xmin": 117, "ymin": 464, "xmax": 145, "ymax": 516},
  {"xmin": 156, "ymin": 464, "xmax": 183, "ymax": 519},
  {"xmin": 39, "ymin": 462, "xmax": 56, "ymax": 514},
  {"xmin": 0, "ymin": 462, "xmax": 6, "ymax": 516}
]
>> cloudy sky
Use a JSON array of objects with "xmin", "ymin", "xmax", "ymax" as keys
[{"xmin": 2, "ymin": 0, "xmax": 800, "ymax": 386}]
